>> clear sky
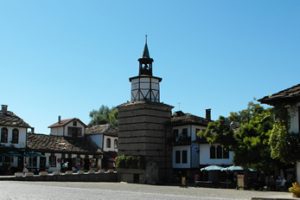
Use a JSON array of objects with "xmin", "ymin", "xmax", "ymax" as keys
[{"xmin": 0, "ymin": 0, "xmax": 299, "ymax": 134}]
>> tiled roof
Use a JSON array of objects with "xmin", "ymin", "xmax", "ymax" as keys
[
  {"xmin": 27, "ymin": 133, "xmax": 102, "ymax": 154},
  {"xmin": 86, "ymin": 124, "xmax": 118, "ymax": 137},
  {"xmin": 48, "ymin": 118, "xmax": 87, "ymax": 128},
  {"xmin": 0, "ymin": 110, "xmax": 31, "ymax": 128},
  {"xmin": 171, "ymin": 111, "xmax": 209, "ymax": 126},
  {"xmin": 259, "ymin": 83, "xmax": 300, "ymax": 105}
]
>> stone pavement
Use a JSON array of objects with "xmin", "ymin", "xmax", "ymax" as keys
[{"xmin": 0, "ymin": 181, "xmax": 296, "ymax": 200}]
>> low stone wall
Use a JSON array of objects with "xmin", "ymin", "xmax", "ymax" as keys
[
  {"xmin": 118, "ymin": 168, "xmax": 145, "ymax": 183},
  {"xmin": 0, "ymin": 172, "xmax": 118, "ymax": 182}
]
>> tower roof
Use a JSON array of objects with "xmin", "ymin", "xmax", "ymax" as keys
[{"xmin": 142, "ymin": 42, "xmax": 150, "ymax": 58}]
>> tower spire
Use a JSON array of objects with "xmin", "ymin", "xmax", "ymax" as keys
[
  {"xmin": 142, "ymin": 35, "xmax": 150, "ymax": 58},
  {"xmin": 138, "ymin": 35, "xmax": 153, "ymax": 76}
]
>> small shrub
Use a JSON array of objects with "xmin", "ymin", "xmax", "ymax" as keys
[{"xmin": 289, "ymin": 182, "xmax": 300, "ymax": 197}]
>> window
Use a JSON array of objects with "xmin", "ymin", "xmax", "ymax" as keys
[
  {"xmin": 223, "ymin": 147, "xmax": 229, "ymax": 159},
  {"xmin": 175, "ymin": 151, "xmax": 181, "ymax": 164},
  {"xmin": 73, "ymin": 120, "xmax": 77, "ymax": 126},
  {"xmin": 114, "ymin": 139, "xmax": 118, "ymax": 149},
  {"xmin": 12, "ymin": 129, "xmax": 19, "ymax": 144},
  {"xmin": 4, "ymin": 156, "xmax": 11, "ymax": 163},
  {"xmin": 210, "ymin": 146, "xmax": 216, "ymax": 159},
  {"xmin": 182, "ymin": 150, "xmax": 187, "ymax": 163},
  {"xmin": 106, "ymin": 138, "xmax": 111, "ymax": 148},
  {"xmin": 49, "ymin": 153, "xmax": 56, "ymax": 167},
  {"xmin": 29, "ymin": 157, "xmax": 37, "ymax": 168},
  {"xmin": 173, "ymin": 129, "xmax": 179, "ymax": 138},
  {"xmin": 1, "ymin": 128, "xmax": 8, "ymax": 143},
  {"xmin": 182, "ymin": 128, "xmax": 188, "ymax": 138},
  {"xmin": 68, "ymin": 127, "xmax": 82, "ymax": 137},
  {"xmin": 217, "ymin": 145, "xmax": 222, "ymax": 159}
]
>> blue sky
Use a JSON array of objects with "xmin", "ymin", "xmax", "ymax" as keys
[{"xmin": 0, "ymin": 0, "xmax": 299, "ymax": 133}]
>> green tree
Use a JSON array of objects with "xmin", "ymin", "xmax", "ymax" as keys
[
  {"xmin": 270, "ymin": 121, "xmax": 300, "ymax": 163},
  {"xmin": 198, "ymin": 102, "xmax": 276, "ymax": 172},
  {"xmin": 89, "ymin": 105, "xmax": 118, "ymax": 126}
]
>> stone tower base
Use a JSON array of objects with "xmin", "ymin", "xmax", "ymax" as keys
[{"xmin": 117, "ymin": 101, "xmax": 173, "ymax": 184}]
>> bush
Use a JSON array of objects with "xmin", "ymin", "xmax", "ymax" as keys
[
  {"xmin": 289, "ymin": 182, "xmax": 300, "ymax": 197},
  {"xmin": 115, "ymin": 155, "xmax": 144, "ymax": 169}
]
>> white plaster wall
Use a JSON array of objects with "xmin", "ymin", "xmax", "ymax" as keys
[
  {"xmin": 297, "ymin": 162, "xmax": 300, "ymax": 183},
  {"xmin": 0, "ymin": 126, "xmax": 26, "ymax": 148},
  {"xmin": 50, "ymin": 127, "xmax": 64, "ymax": 136},
  {"xmin": 172, "ymin": 146, "xmax": 190, "ymax": 169},
  {"xmin": 199, "ymin": 144, "xmax": 234, "ymax": 165},
  {"xmin": 103, "ymin": 135, "xmax": 118, "ymax": 152},
  {"xmin": 45, "ymin": 153, "xmax": 62, "ymax": 172}
]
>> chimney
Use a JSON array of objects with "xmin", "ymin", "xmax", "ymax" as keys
[
  {"xmin": 1, "ymin": 105, "xmax": 8, "ymax": 114},
  {"xmin": 205, "ymin": 109, "xmax": 211, "ymax": 121},
  {"xmin": 58, "ymin": 115, "xmax": 61, "ymax": 123}
]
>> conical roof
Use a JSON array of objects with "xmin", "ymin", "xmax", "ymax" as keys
[{"xmin": 142, "ymin": 42, "xmax": 150, "ymax": 58}]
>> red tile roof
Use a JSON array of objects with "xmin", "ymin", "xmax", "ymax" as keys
[
  {"xmin": 48, "ymin": 118, "xmax": 87, "ymax": 128},
  {"xmin": 27, "ymin": 133, "xmax": 102, "ymax": 154},
  {"xmin": 0, "ymin": 110, "xmax": 31, "ymax": 128},
  {"xmin": 259, "ymin": 83, "xmax": 300, "ymax": 105}
]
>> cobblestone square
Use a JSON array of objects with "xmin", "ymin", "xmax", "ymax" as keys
[{"xmin": 0, "ymin": 181, "xmax": 292, "ymax": 200}]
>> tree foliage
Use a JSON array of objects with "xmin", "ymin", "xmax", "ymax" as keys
[
  {"xmin": 270, "ymin": 121, "xmax": 300, "ymax": 163},
  {"xmin": 89, "ymin": 105, "xmax": 118, "ymax": 126},
  {"xmin": 198, "ymin": 102, "xmax": 276, "ymax": 172}
]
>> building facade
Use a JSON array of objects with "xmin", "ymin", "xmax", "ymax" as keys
[
  {"xmin": 171, "ymin": 110, "xmax": 234, "ymax": 182},
  {"xmin": 86, "ymin": 124, "xmax": 118, "ymax": 169},
  {"xmin": 0, "ymin": 105, "xmax": 31, "ymax": 174}
]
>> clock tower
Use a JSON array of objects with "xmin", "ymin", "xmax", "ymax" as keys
[
  {"xmin": 129, "ymin": 38, "xmax": 161, "ymax": 103},
  {"xmin": 118, "ymin": 38, "xmax": 173, "ymax": 184}
]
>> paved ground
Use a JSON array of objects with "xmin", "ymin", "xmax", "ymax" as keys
[{"xmin": 0, "ymin": 181, "xmax": 294, "ymax": 200}]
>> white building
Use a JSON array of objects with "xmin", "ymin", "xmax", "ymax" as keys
[
  {"xmin": 26, "ymin": 117, "xmax": 102, "ymax": 173},
  {"xmin": 86, "ymin": 124, "xmax": 118, "ymax": 169},
  {"xmin": 171, "ymin": 110, "xmax": 234, "ymax": 178},
  {"xmin": 0, "ymin": 105, "xmax": 31, "ymax": 174},
  {"xmin": 49, "ymin": 117, "xmax": 86, "ymax": 137}
]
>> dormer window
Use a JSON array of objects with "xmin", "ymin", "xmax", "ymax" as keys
[
  {"xmin": 1, "ymin": 128, "xmax": 8, "ymax": 143},
  {"xmin": 12, "ymin": 129, "xmax": 19, "ymax": 144}
]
